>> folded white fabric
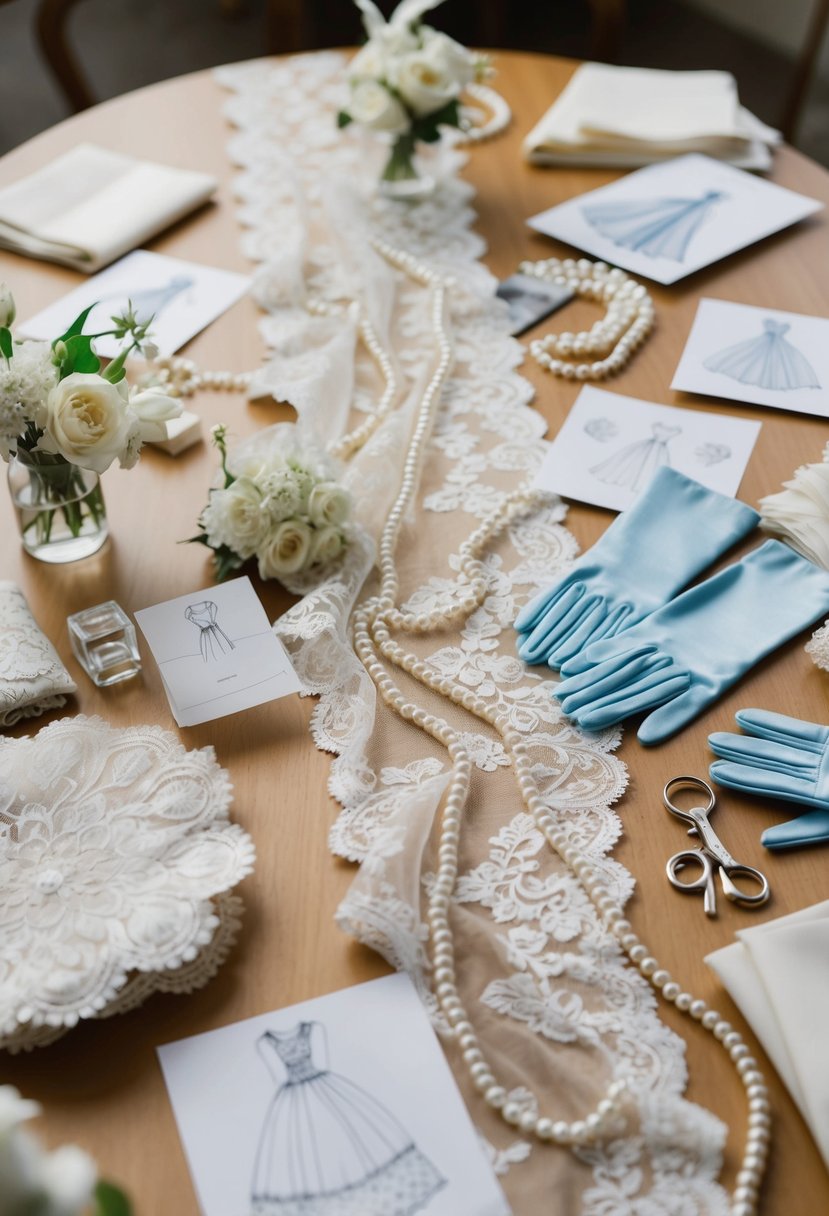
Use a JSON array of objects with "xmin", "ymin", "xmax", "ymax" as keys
[
  {"xmin": 524, "ymin": 64, "xmax": 781, "ymax": 171},
  {"xmin": 706, "ymin": 901, "xmax": 829, "ymax": 1169},
  {"xmin": 0, "ymin": 144, "xmax": 217, "ymax": 272},
  {"xmin": 0, "ymin": 581, "xmax": 75, "ymax": 727}
]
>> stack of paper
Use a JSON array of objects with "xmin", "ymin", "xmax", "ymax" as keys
[{"xmin": 524, "ymin": 64, "xmax": 781, "ymax": 171}]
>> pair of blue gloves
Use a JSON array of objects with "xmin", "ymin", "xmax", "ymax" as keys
[{"xmin": 515, "ymin": 467, "xmax": 829, "ymax": 744}]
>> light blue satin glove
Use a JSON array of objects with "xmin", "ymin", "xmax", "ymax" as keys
[
  {"xmin": 555, "ymin": 541, "xmax": 829, "ymax": 745},
  {"xmin": 710, "ymin": 709, "xmax": 829, "ymax": 849},
  {"xmin": 514, "ymin": 467, "xmax": 758, "ymax": 668}
]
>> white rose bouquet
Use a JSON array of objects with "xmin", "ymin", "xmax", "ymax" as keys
[
  {"xmin": 190, "ymin": 423, "xmax": 353, "ymax": 586},
  {"xmin": 0, "ymin": 284, "xmax": 180, "ymax": 553},
  {"xmin": 0, "ymin": 1085, "xmax": 131, "ymax": 1216},
  {"xmin": 338, "ymin": 0, "xmax": 484, "ymax": 187}
]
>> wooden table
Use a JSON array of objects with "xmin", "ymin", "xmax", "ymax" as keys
[{"xmin": 1, "ymin": 51, "xmax": 828, "ymax": 1215}]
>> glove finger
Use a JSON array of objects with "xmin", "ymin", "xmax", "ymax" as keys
[
  {"xmin": 708, "ymin": 731, "xmax": 818, "ymax": 777},
  {"xmin": 636, "ymin": 684, "xmax": 713, "ymax": 745},
  {"xmin": 548, "ymin": 600, "xmax": 634, "ymax": 669},
  {"xmin": 558, "ymin": 628, "xmax": 641, "ymax": 677},
  {"xmin": 733, "ymin": 708, "xmax": 829, "ymax": 753},
  {"xmin": 709, "ymin": 760, "xmax": 822, "ymax": 808},
  {"xmin": 518, "ymin": 586, "xmax": 599, "ymax": 665},
  {"xmin": 554, "ymin": 644, "xmax": 662, "ymax": 704},
  {"xmin": 514, "ymin": 575, "xmax": 578, "ymax": 632},
  {"xmin": 571, "ymin": 670, "xmax": 689, "ymax": 732},
  {"xmin": 762, "ymin": 810, "xmax": 829, "ymax": 850}
]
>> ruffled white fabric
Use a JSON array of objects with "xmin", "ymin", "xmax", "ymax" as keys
[
  {"xmin": 0, "ymin": 582, "xmax": 76, "ymax": 728},
  {"xmin": 0, "ymin": 715, "xmax": 254, "ymax": 1051},
  {"xmin": 218, "ymin": 53, "xmax": 729, "ymax": 1212},
  {"xmin": 760, "ymin": 441, "xmax": 829, "ymax": 571}
]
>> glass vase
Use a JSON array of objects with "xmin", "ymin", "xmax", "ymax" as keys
[
  {"xmin": 8, "ymin": 451, "xmax": 108, "ymax": 564},
  {"xmin": 377, "ymin": 131, "xmax": 436, "ymax": 200}
]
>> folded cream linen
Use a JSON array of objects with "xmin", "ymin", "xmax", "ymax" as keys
[
  {"xmin": 706, "ymin": 901, "xmax": 829, "ymax": 1169},
  {"xmin": 0, "ymin": 582, "xmax": 76, "ymax": 727},
  {"xmin": 0, "ymin": 144, "xmax": 217, "ymax": 272},
  {"xmin": 524, "ymin": 64, "xmax": 781, "ymax": 170}
]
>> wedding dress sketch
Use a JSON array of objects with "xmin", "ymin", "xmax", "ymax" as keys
[
  {"xmin": 184, "ymin": 601, "xmax": 235, "ymax": 662},
  {"xmin": 703, "ymin": 318, "xmax": 821, "ymax": 391},
  {"xmin": 250, "ymin": 1023, "xmax": 445, "ymax": 1216},
  {"xmin": 591, "ymin": 423, "xmax": 682, "ymax": 493},
  {"xmin": 93, "ymin": 275, "xmax": 195, "ymax": 325},
  {"xmin": 583, "ymin": 190, "xmax": 725, "ymax": 261}
]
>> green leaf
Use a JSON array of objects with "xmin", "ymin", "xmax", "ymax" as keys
[
  {"xmin": 54, "ymin": 333, "xmax": 101, "ymax": 379},
  {"xmin": 0, "ymin": 327, "xmax": 12, "ymax": 361},
  {"xmin": 337, "ymin": 110, "xmax": 353, "ymax": 128},
  {"xmin": 213, "ymin": 543, "xmax": 245, "ymax": 582},
  {"xmin": 60, "ymin": 302, "xmax": 98, "ymax": 342},
  {"xmin": 413, "ymin": 98, "xmax": 461, "ymax": 142},
  {"xmin": 102, "ymin": 348, "xmax": 128, "ymax": 383},
  {"xmin": 95, "ymin": 1180, "xmax": 132, "ymax": 1216}
]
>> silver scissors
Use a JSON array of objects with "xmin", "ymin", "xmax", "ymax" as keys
[{"xmin": 663, "ymin": 776, "xmax": 770, "ymax": 917}]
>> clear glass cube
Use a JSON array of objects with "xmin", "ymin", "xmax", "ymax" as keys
[{"xmin": 67, "ymin": 601, "xmax": 141, "ymax": 687}]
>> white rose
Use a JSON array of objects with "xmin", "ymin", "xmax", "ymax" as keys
[
  {"xmin": 389, "ymin": 40, "xmax": 466, "ymax": 117},
  {"xmin": 128, "ymin": 385, "xmax": 182, "ymax": 443},
  {"xmin": 200, "ymin": 478, "xmax": 267, "ymax": 559},
  {"xmin": 0, "ymin": 283, "xmax": 15, "ymax": 328},
  {"xmin": 308, "ymin": 481, "xmax": 352, "ymax": 527},
  {"xmin": 38, "ymin": 1144, "xmax": 98, "ymax": 1216},
  {"xmin": 349, "ymin": 40, "xmax": 387, "ymax": 81},
  {"xmin": 309, "ymin": 525, "xmax": 345, "ymax": 567},
  {"xmin": 420, "ymin": 29, "xmax": 475, "ymax": 87},
  {"xmin": 348, "ymin": 79, "xmax": 409, "ymax": 133},
  {"xmin": 37, "ymin": 373, "xmax": 133, "ymax": 473},
  {"xmin": 257, "ymin": 519, "xmax": 313, "ymax": 579}
]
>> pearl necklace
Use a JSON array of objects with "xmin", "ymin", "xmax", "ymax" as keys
[
  {"xmin": 351, "ymin": 239, "xmax": 768, "ymax": 1215},
  {"xmin": 521, "ymin": 257, "xmax": 655, "ymax": 380},
  {"xmin": 457, "ymin": 83, "xmax": 512, "ymax": 144}
]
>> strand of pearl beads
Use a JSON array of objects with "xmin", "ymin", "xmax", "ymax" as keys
[
  {"xmin": 152, "ymin": 355, "xmax": 251, "ymax": 397},
  {"xmin": 347, "ymin": 243, "xmax": 769, "ymax": 1212},
  {"xmin": 520, "ymin": 257, "xmax": 655, "ymax": 380}
]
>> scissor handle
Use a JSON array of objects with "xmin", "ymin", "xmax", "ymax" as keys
[
  {"xmin": 720, "ymin": 863, "xmax": 770, "ymax": 907},
  {"xmin": 666, "ymin": 850, "xmax": 717, "ymax": 916},
  {"xmin": 663, "ymin": 775, "xmax": 716, "ymax": 821}
]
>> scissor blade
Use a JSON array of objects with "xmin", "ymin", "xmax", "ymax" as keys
[{"xmin": 704, "ymin": 870, "xmax": 718, "ymax": 917}]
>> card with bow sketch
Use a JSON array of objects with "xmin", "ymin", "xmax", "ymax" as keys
[
  {"xmin": 672, "ymin": 298, "xmax": 829, "ymax": 418},
  {"xmin": 534, "ymin": 385, "xmax": 761, "ymax": 512},
  {"xmin": 157, "ymin": 973, "xmax": 511, "ymax": 1216},
  {"xmin": 19, "ymin": 249, "xmax": 250, "ymax": 359},
  {"xmin": 134, "ymin": 576, "xmax": 300, "ymax": 727},
  {"xmin": 527, "ymin": 153, "xmax": 821, "ymax": 284}
]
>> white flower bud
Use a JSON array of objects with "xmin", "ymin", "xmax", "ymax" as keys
[{"xmin": 0, "ymin": 283, "xmax": 15, "ymax": 328}]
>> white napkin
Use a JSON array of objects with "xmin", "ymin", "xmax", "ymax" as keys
[
  {"xmin": 524, "ymin": 64, "xmax": 781, "ymax": 171},
  {"xmin": 0, "ymin": 145, "xmax": 217, "ymax": 272},
  {"xmin": 706, "ymin": 901, "xmax": 829, "ymax": 1169}
]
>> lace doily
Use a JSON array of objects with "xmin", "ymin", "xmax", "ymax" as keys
[
  {"xmin": 218, "ymin": 53, "xmax": 729, "ymax": 1213},
  {"xmin": 0, "ymin": 581, "xmax": 76, "ymax": 729},
  {"xmin": 0, "ymin": 715, "xmax": 254, "ymax": 1052}
]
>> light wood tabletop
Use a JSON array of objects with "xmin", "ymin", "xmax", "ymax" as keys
[{"xmin": 1, "ymin": 50, "xmax": 828, "ymax": 1215}]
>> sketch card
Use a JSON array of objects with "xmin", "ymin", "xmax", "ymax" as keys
[
  {"xmin": 533, "ymin": 385, "xmax": 760, "ymax": 512},
  {"xmin": 135, "ymin": 576, "xmax": 300, "ymax": 727},
  {"xmin": 157, "ymin": 973, "xmax": 511, "ymax": 1216},
  {"xmin": 495, "ymin": 272, "xmax": 574, "ymax": 336},
  {"xmin": 672, "ymin": 298, "xmax": 829, "ymax": 418},
  {"xmin": 19, "ymin": 249, "xmax": 250, "ymax": 358},
  {"xmin": 527, "ymin": 154, "xmax": 821, "ymax": 284}
]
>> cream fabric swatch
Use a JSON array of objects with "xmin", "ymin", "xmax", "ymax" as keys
[
  {"xmin": 0, "ymin": 145, "xmax": 217, "ymax": 272},
  {"xmin": 706, "ymin": 901, "xmax": 829, "ymax": 1169},
  {"xmin": 0, "ymin": 582, "xmax": 76, "ymax": 728},
  {"xmin": 524, "ymin": 64, "xmax": 780, "ymax": 170}
]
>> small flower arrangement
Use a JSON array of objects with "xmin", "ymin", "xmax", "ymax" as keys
[
  {"xmin": 338, "ymin": 0, "xmax": 484, "ymax": 188},
  {"xmin": 191, "ymin": 423, "xmax": 353, "ymax": 585},
  {"xmin": 0, "ymin": 283, "xmax": 180, "ymax": 558},
  {"xmin": 0, "ymin": 1085, "xmax": 131, "ymax": 1216}
]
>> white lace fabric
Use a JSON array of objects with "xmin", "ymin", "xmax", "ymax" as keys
[
  {"xmin": 0, "ymin": 715, "xmax": 254, "ymax": 1052},
  {"xmin": 0, "ymin": 581, "xmax": 76, "ymax": 728},
  {"xmin": 218, "ymin": 54, "xmax": 729, "ymax": 1213}
]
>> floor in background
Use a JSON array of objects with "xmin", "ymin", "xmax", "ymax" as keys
[{"xmin": 0, "ymin": 0, "xmax": 828, "ymax": 166}]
